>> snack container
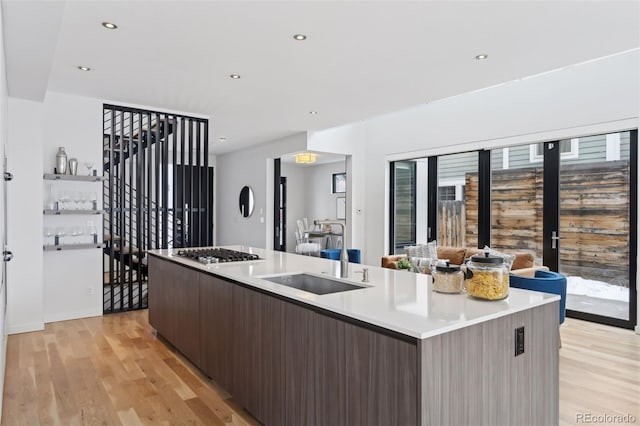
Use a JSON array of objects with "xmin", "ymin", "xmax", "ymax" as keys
[
  {"xmin": 432, "ymin": 263, "xmax": 464, "ymax": 294},
  {"xmin": 465, "ymin": 252, "xmax": 509, "ymax": 300}
]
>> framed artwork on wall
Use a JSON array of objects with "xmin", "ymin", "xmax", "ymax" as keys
[
  {"xmin": 336, "ymin": 197, "xmax": 346, "ymax": 219},
  {"xmin": 332, "ymin": 172, "xmax": 346, "ymax": 193}
]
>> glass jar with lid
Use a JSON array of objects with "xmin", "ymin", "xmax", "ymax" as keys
[
  {"xmin": 432, "ymin": 262, "xmax": 464, "ymax": 294},
  {"xmin": 465, "ymin": 252, "xmax": 509, "ymax": 300}
]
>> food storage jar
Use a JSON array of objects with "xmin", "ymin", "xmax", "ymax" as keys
[
  {"xmin": 465, "ymin": 252, "xmax": 509, "ymax": 300},
  {"xmin": 432, "ymin": 263, "xmax": 464, "ymax": 293}
]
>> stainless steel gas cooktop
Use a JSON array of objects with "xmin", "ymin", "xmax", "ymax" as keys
[{"xmin": 175, "ymin": 247, "xmax": 261, "ymax": 265}]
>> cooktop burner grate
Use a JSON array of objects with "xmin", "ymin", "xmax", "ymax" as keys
[{"xmin": 175, "ymin": 248, "xmax": 261, "ymax": 264}]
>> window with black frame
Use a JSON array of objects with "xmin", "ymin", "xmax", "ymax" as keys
[
  {"xmin": 388, "ymin": 129, "xmax": 638, "ymax": 329},
  {"xmin": 391, "ymin": 161, "xmax": 417, "ymax": 253}
]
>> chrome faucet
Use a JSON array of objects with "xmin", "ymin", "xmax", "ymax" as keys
[{"xmin": 314, "ymin": 219, "xmax": 348, "ymax": 278}]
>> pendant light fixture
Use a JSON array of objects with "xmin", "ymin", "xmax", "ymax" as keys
[{"xmin": 294, "ymin": 153, "xmax": 317, "ymax": 164}]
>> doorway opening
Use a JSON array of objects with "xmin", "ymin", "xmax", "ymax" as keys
[{"xmin": 274, "ymin": 152, "xmax": 347, "ymax": 255}]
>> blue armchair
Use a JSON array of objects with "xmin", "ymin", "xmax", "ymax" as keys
[
  {"xmin": 320, "ymin": 248, "xmax": 361, "ymax": 264},
  {"xmin": 509, "ymin": 269, "xmax": 567, "ymax": 325}
]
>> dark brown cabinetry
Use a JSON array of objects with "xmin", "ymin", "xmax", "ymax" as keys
[
  {"xmin": 344, "ymin": 322, "xmax": 417, "ymax": 426},
  {"xmin": 231, "ymin": 284, "xmax": 284, "ymax": 425},
  {"xmin": 283, "ymin": 300, "xmax": 316, "ymax": 425},
  {"xmin": 309, "ymin": 311, "xmax": 418, "ymax": 426},
  {"xmin": 149, "ymin": 256, "xmax": 418, "ymax": 425},
  {"xmin": 199, "ymin": 274, "xmax": 233, "ymax": 391},
  {"xmin": 313, "ymin": 313, "xmax": 347, "ymax": 425},
  {"xmin": 228, "ymin": 285, "xmax": 417, "ymax": 426},
  {"xmin": 148, "ymin": 255, "xmax": 558, "ymax": 426},
  {"xmin": 148, "ymin": 256, "xmax": 200, "ymax": 366}
]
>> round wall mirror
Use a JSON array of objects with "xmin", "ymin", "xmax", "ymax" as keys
[{"xmin": 239, "ymin": 186, "xmax": 255, "ymax": 218}]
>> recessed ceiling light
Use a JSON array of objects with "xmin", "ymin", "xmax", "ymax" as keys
[
  {"xmin": 309, "ymin": 111, "xmax": 318, "ymax": 115},
  {"xmin": 102, "ymin": 22, "xmax": 118, "ymax": 30},
  {"xmin": 475, "ymin": 54, "xmax": 489, "ymax": 60},
  {"xmin": 77, "ymin": 66, "xmax": 91, "ymax": 71},
  {"xmin": 230, "ymin": 74, "xmax": 241, "ymax": 79},
  {"xmin": 293, "ymin": 34, "xmax": 307, "ymax": 41},
  {"xmin": 219, "ymin": 137, "xmax": 227, "ymax": 142}
]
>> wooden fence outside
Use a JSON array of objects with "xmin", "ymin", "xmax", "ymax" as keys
[
  {"xmin": 437, "ymin": 201, "xmax": 466, "ymax": 247},
  {"xmin": 457, "ymin": 160, "xmax": 630, "ymax": 287},
  {"xmin": 557, "ymin": 161, "xmax": 630, "ymax": 287}
]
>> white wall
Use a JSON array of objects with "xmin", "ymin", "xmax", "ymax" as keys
[
  {"xmin": 6, "ymin": 98, "xmax": 44, "ymax": 332},
  {"xmin": 216, "ymin": 133, "xmax": 307, "ymax": 248},
  {"xmin": 0, "ymin": 1, "xmax": 9, "ymax": 416},
  {"xmin": 303, "ymin": 161, "xmax": 346, "ymax": 223},
  {"xmin": 40, "ymin": 93, "xmax": 103, "ymax": 322}
]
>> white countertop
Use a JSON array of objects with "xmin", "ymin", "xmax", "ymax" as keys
[{"xmin": 149, "ymin": 246, "xmax": 560, "ymax": 340}]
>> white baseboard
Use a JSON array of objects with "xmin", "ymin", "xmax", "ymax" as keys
[
  {"xmin": 7, "ymin": 321, "xmax": 45, "ymax": 335},
  {"xmin": 635, "ymin": 324, "xmax": 640, "ymax": 335},
  {"xmin": 44, "ymin": 309, "xmax": 102, "ymax": 324}
]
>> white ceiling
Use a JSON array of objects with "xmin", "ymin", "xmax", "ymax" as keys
[{"xmin": 3, "ymin": 1, "xmax": 639, "ymax": 155}]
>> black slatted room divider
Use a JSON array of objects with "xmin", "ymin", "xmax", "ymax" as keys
[{"xmin": 103, "ymin": 104, "xmax": 212, "ymax": 313}]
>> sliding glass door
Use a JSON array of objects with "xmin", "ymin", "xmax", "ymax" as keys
[
  {"xmin": 388, "ymin": 129, "xmax": 637, "ymax": 328},
  {"xmin": 555, "ymin": 132, "xmax": 636, "ymax": 324}
]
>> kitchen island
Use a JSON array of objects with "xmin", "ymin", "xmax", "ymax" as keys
[{"xmin": 148, "ymin": 246, "xmax": 560, "ymax": 426}]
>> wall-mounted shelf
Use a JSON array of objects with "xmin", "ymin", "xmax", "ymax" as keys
[
  {"xmin": 43, "ymin": 243, "xmax": 103, "ymax": 252},
  {"xmin": 43, "ymin": 209, "xmax": 103, "ymax": 215},
  {"xmin": 43, "ymin": 173, "xmax": 104, "ymax": 182}
]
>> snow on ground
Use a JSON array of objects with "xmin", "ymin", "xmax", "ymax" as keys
[{"xmin": 566, "ymin": 276, "xmax": 628, "ymax": 302}]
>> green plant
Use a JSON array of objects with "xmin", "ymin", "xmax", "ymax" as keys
[{"xmin": 397, "ymin": 258, "xmax": 412, "ymax": 270}]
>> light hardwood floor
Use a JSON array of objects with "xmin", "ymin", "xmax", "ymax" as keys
[
  {"xmin": 1, "ymin": 311, "xmax": 638, "ymax": 425},
  {"xmin": 559, "ymin": 318, "xmax": 640, "ymax": 426},
  {"xmin": 1, "ymin": 311, "xmax": 260, "ymax": 426}
]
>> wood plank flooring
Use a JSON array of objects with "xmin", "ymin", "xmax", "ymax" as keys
[
  {"xmin": 1, "ymin": 311, "xmax": 639, "ymax": 425},
  {"xmin": 559, "ymin": 318, "xmax": 640, "ymax": 426},
  {"xmin": 1, "ymin": 311, "xmax": 259, "ymax": 426}
]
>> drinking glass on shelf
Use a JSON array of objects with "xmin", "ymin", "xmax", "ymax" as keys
[
  {"xmin": 84, "ymin": 162, "xmax": 94, "ymax": 176},
  {"xmin": 61, "ymin": 191, "xmax": 72, "ymax": 210},
  {"xmin": 67, "ymin": 227, "xmax": 76, "ymax": 245},
  {"xmin": 80, "ymin": 192, "xmax": 89, "ymax": 210},
  {"xmin": 58, "ymin": 191, "xmax": 66, "ymax": 210},
  {"xmin": 74, "ymin": 226, "xmax": 84, "ymax": 244},
  {"xmin": 44, "ymin": 184, "xmax": 56, "ymax": 210},
  {"xmin": 71, "ymin": 191, "xmax": 81, "ymax": 210},
  {"xmin": 43, "ymin": 227, "xmax": 54, "ymax": 246}
]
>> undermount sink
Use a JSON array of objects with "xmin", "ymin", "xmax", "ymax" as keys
[{"xmin": 260, "ymin": 273, "xmax": 368, "ymax": 295}]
